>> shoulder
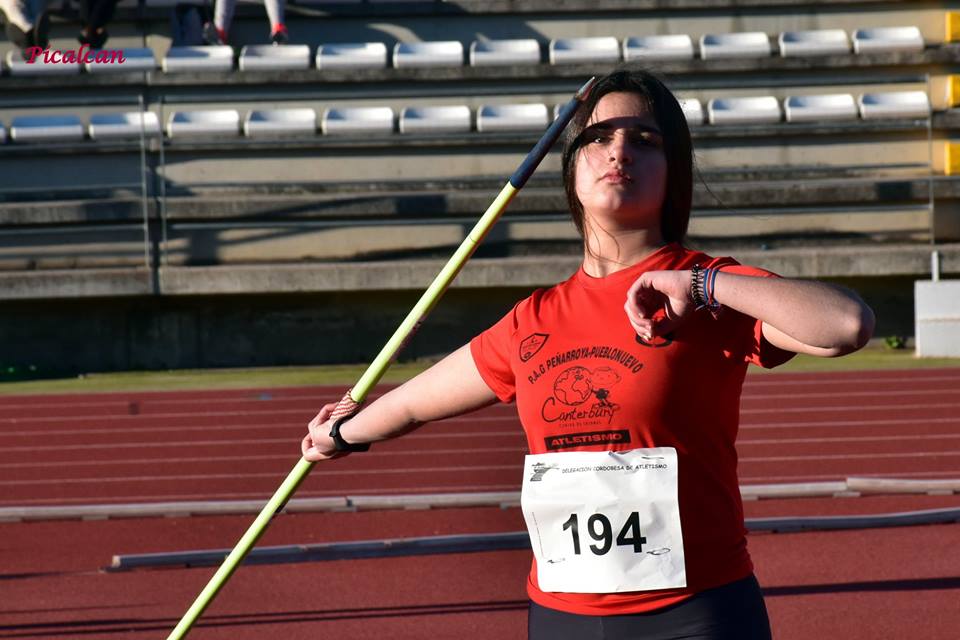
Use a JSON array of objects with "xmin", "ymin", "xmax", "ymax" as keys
[{"xmin": 515, "ymin": 271, "xmax": 580, "ymax": 316}]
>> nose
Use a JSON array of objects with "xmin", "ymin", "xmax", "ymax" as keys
[{"xmin": 606, "ymin": 131, "xmax": 632, "ymax": 165}]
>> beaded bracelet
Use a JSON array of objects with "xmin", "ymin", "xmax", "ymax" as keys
[{"xmin": 691, "ymin": 265, "xmax": 708, "ymax": 309}]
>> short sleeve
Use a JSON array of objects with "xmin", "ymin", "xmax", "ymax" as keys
[
  {"xmin": 708, "ymin": 260, "xmax": 796, "ymax": 369},
  {"xmin": 469, "ymin": 301, "xmax": 522, "ymax": 403}
]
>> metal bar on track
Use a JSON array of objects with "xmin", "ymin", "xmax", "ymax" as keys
[{"xmin": 111, "ymin": 507, "xmax": 960, "ymax": 572}]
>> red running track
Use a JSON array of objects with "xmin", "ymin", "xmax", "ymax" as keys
[
  {"xmin": 2, "ymin": 368, "xmax": 960, "ymax": 507},
  {"xmin": 1, "ymin": 368, "xmax": 959, "ymax": 640}
]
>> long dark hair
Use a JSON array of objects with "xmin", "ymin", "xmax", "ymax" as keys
[{"xmin": 561, "ymin": 68, "xmax": 693, "ymax": 244}]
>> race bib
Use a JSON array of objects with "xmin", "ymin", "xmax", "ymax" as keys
[{"xmin": 521, "ymin": 447, "xmax": 686, "ymax": 593}]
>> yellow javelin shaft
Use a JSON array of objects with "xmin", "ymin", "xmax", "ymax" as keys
[{"xmin": 167, "ymin": 76, "xmax": 596, "ymax": 640}]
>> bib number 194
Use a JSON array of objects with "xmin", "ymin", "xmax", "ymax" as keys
[{"xmin": 561, "ymin": 512, "xmax": 647, "ymax": 556}]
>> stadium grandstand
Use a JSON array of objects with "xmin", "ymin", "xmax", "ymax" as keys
[{"xmin": 1, "ymin": 0, "xmax": 958, "ymax": 374}]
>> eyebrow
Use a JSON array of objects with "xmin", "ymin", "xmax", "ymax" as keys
[{"xmin": 584, "ymin": 121, "xmax": 663, "ymax": 136}]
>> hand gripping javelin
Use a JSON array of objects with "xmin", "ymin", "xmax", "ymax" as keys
[{"xmin": 167, "ymin": 76, "xmax": 597, "ymax": 640}]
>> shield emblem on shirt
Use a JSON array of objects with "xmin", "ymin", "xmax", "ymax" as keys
[{"xmin": 519, "ymin": 333, "xmax": 549, "ymax": 362}]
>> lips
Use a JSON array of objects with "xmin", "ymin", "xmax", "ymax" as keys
[{"xmin": 602, "ymin": 170, "xmax": 631, "ymax": 183}]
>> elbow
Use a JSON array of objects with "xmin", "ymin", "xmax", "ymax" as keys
[
  {"xmin": 853, "ymin": 303, "xmax": 876, "ymax": 350},
  {"xmin": 834, "ymin": 304, "xmax": 876, "ymax": 356}
]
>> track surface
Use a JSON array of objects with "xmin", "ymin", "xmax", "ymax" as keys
[{"xmin": 1, "ymin": 367, "xmax": 959, "ymax": 639}]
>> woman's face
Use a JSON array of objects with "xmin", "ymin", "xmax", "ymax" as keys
[{"xmin": 573, "ymin": 92, "xmax": 668, "ymax": 232}]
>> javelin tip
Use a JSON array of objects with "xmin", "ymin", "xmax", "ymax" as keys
[{"xmin": 575, "ymin": 76, "xmax": 598, "ymax": 101}]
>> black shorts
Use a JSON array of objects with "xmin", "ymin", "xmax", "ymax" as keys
[{"xmin": 528, "ymin": 574, "xmax": 772, "ymax": 640}]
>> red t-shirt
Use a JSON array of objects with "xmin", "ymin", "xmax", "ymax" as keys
[{"xmin": 469, "ymin": 243, "xmax": 795, "ymax": 615}]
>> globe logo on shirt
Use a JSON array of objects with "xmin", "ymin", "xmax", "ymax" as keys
[{"xmin": 553, "ymin": 366, "xmax": 593, "ymax": 406}]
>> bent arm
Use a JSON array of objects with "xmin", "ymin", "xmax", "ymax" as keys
[
  {"xmin": 712, "ymin": 273, "xmax": 875, "ymax": 357},
  {"xmin": 303, "ymin": 343, "xmax": 499, "ymax": 460}
]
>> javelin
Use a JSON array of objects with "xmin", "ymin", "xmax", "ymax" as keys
[{"xmin": 167, "ymin": 75, "xmax": 597, "ymax": 640}]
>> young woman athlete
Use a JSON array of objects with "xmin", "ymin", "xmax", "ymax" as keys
[{"xmin": 301, "ymin": 68, "xmax": 876, "ymax": 640}]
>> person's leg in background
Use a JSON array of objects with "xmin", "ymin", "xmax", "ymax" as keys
[
  {"xmin": 78, "ymin": 0, "xmax": 118, "ymax": 48},
  {"xmin": 263, "ymin": 0, "xmax": 286, "ymax": 44},
  {"xmin": 204, "ymin": 0, "xmax": 233, "ymax": 45},
  {"xmin": 1, "ymin": 0, "xmax": 48, "ymax": 57}
]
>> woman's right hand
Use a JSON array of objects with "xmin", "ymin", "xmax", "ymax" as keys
[{"xmin": 301, "ymin": 402, "xmax": 348, "ymax": 462}]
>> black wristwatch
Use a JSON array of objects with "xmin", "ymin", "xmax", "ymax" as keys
[{"xmin": 328, "ymin": 415, "xmax": 371, "ymax": 452}]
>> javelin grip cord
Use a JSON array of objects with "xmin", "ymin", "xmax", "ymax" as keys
[{"xmin": 167, "ymin": 76, "xmax": 596, "ymax": 640}]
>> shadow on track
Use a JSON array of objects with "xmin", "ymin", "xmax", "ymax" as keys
[{"xmin": 764, "ymin": 575, "xmax": 960, "ymax": 597}]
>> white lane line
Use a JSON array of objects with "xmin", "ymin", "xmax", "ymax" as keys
[
  {"xmin": 0, "ymin": 408, "xmax": 310, "ymax": 424},
  {"xmin": 743, "ymin": 373, "xmax": 960, "ymax": 387},
  {"xmin": 3, "ymin": 404, "xmax": 957, "ymax": 440},
  {"xmin": 7, "ymin": 433, "xmax": 959, "ymax": 470},
  {"xmin": 3, "ymin": 417, "xmax": 957, "ymax": 453},
  {"xmin": 0, "ymin": 371, "xmax": 953, "ymax": 411},
  {"xmin": 0, "ymin": 431, "xmax": 527, "ymax": 454},
  {"xmin": 0, "ymin": 423, "xmax": 303, "ymax": 438},
  {"xmin": 740, "ymin": 402, "xmax": 960, "ymax": 415},
  {"xmin": 0, "ymin": 415, "xmax": 519, "ymax": 438},
  {"xmin": 6, "ymin": 451, "xmax": 960, "ymax": 487},
  {"xmin": 4, "ymin": 413, "xmax": 957, "ymax": 440},
  {"xmin": 5, "ymin": 469, "xmax": 959, "ymax": 506},
  {"xmin": 741, "ymin": 388, "xmax": 960, "ymax": 401},
  {"xmin": 1, "ymin": 447, "xmax": 528, "ymax": 470},
  {"xmin": 0, "ymin": 465, "xmax": 523, "ymax": 486},
  {"xmin": 739, "ymin": 451, "xmax": 960, "ymax": 463},
  {"xmin": 741, "ymin": 416, "xmax": 959, "ymax": 429},
  {"xmin": 0, "ymin": 484, "xmax": 524, "ymax": 506},
  {"xmin": 0, "ymin": 414, "xmax": 960, "ymax": 442},
  {"xmin": 740, "ymin": 470, "xmax": 960, "ymax": 482},
  {"xmin": 738, "ymin": 434, "xmax": 960, "ymax": 445},
  {"xmin": 4, "ymin": 400, "xmax": 956, "ymax": 427}
]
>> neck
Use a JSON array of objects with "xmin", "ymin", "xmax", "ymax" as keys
[{"xmin": 581, "ymin": 224, "xmax": 666, "ymax": 277}]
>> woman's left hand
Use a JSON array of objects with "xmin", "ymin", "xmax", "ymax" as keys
[{"xmin": 624, "ymin": 270, "xmax": 694, "ymax": 340}]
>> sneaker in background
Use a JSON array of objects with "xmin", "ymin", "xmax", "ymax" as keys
[
  {"xmin": 270, "ymin": 23, "xmax": 288, "ymax": 45},
  {"xmin": 202, "ymin": 21, "xmax": 226, "ymax": 46}
]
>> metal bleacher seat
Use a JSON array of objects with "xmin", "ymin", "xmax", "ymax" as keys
[
  {"xmin": 239, "ymin": 45, "xmax": 311, "ymax": 71},
  {"xmin": 399, "ymin": 106, "xmax": 471, "ymax": 134},
  {"xmin": 469, "ymin": 39, "xmax": 541, "ymax": 67},
  {"xmin": 857, "ymin": 91, "xmax": 931, "ymax": 119},
  {"xmin": 700, "ymin": 32, "xmax": 771, "ymax": 59},
  {"xmin": 10, "ymin": 115, "xmax": 86, "ymax": 142},
  {"xmin": 244, "ymin": 109, "xmax": 317, "ymax": 137},
  {"xmin": 852, "ymin": 26, "xmax": 924, "ymax": 54},
  {"xmin": 679, "ymin": 99, "xmax": 704, "ymax": 125},
  {"xmin": 166, "ymin": 110, "xmax": 241, "ymax": 137},
  {"xmin": 88, "ymin": 112, "xmax": 162, "ymax": 140},
  {"xmin": 623, "ymin": 35, "xmax": 695, "ymax": 61},
  {"xmin": 84, "ymin": 48, "xmax": 158, "ymax": 73},
  {"xmin": 315, "ymin": 42, "xmax": 388, "ymax": 70},
  {"xmin": 393, "ymin": 41, "xmax": 464, "ymax": 68},
  {"xmin": 549, "ymin": 37, "xmax": 620, "ymax": 65},
  {"xmin": 5, "ymin": 50, "xmax": 80, "ymax": 76},
  {"xmin": 707, "ymin": 96, "xmax": 782, "ymax": 125},
  {"xmin": 162, "ymin": 46, "xmax": 234, "ymax": 73},
  {"xmin": 784, "ymin": 94, "xmax": 858, "ymax": 122},
  {"xmin": 778, "ymin": 30, "xmax": 850, "ymax": 57},
  {"xmin": 476, "ymin": 104, "xmax": 548, "ymax": 132},
  {"xmin": 321, "ymin": 106, "xmax": 394, "ymax": 135}
]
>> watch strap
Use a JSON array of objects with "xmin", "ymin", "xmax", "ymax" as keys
[{"xmin": 328, "ymin": 415, "xmax": 370, "ymax": 452}]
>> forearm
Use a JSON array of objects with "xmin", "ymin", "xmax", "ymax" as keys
[
  {"xmin": 712, "ymin": 272, "xmax": 875, "ymax": 353},
  {"xmin": 333, "ymin": 344, "xmax": 498, "ymax": 446}
]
